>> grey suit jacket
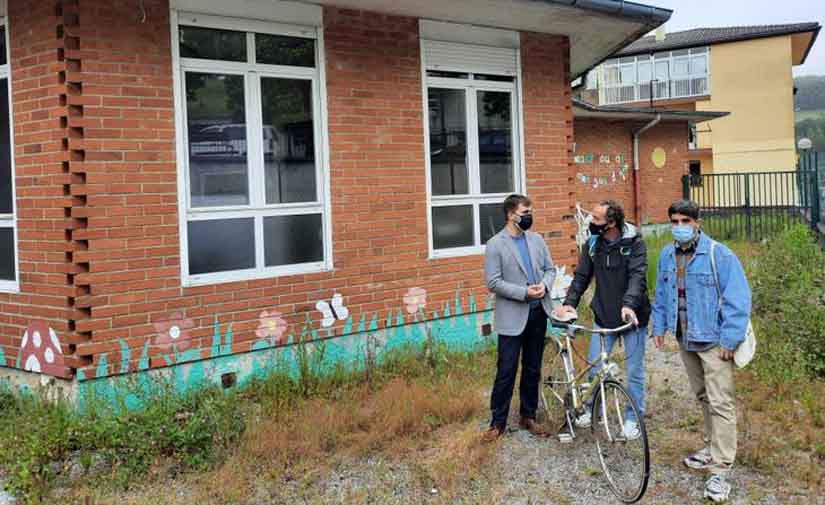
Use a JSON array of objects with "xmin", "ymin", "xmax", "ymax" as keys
[{"xmin": 484, "ymin": 228, "xmax": 556, "ymax": 336}]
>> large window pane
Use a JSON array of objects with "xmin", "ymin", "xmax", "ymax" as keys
[
  {"xmin": 479, "ymin": 203, "xmax": 505, "ymax": 244},
  {"xmin": 672, "ymin": 57, "xmax": 689, "ymax": 77},
  {"xmin": 0, "ymin": 227, "xmax": 14, "ymax": 281},
  {"xmin": 654, "ymin": 60, "xmax": 669, "ymax": 80},
  {"xmin": 264, "ymin": 214, "xmax": 323, "ymax": 266},
  {"xmin": 188, "ymin": 218, "xmax": 255, "ymax": 275},
  {"xmin": 261, "ymin": 78, "xmax": 317, "ymax": 204},
  {"xmin": 691, "ymin": 55, "xmax": 707, "ymax": 76},
  {"xmin": 428, "ymin": 88, "xmax": 468, "ymax": 196},
  {"xmin": 603, "ymin": 66, "xmax": 620, "ymax": 86},
  {"xmin": 432, "ymin": 206, "xmax": 473, "ymax": 249},
  {"xmin": 477, "ymin": 91, "xmax": 513, "ymax": 194},
  {"xmin": 0, "ymin": 28, "xmax": 6, "ymax": 66},
  {"xmin": 619, "ymin": 64, "xmax": 636, "ymax": 84},
  {"xmin": 256, "ymin": 34, "xmax": 315, "ymax": 67},
  {"xmin": 0, "ymin": 79, "xmax": 11, "ymax": 215},
  {"xmin": 638, "ymin": 61, "xmax": 652, "ymax": 83},
  {"xmin": 179, "ymin": 26, "xmax": 246, "ymax": 62},
  {"xmin": 186, "ymin": 73, "xmax": 249, "ymax": 207}
]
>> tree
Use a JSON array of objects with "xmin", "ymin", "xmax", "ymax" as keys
[{"xmin": 794, "ymin": 75, "xmax": 825, "ymax": 111}]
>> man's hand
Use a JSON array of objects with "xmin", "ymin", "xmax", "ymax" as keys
[
  {"xmin": 720, "ymin": 347, "xmax": 735, "ymax": 361},
  {"xmin": 621, "ymin": 306, "xmax": 639, "ymax": 326},
  {"xmin": 527, "ymin": 283, "xmax": 546, "ymax": 299},
  {"xmin": 654, "ymin": 335, "xmax": 665, "ymax": 349},
  {"xmin": 554, "ymin": 304, "xmax": 576, "ymax": 316}
]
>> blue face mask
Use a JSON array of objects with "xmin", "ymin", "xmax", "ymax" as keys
[{"xmin": 672, "ymin": 224, "xmax": 696, "ymax": 244}]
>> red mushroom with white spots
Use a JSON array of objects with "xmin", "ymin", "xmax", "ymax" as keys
[{"xmin": 19, "ymin": 321, "xmax": 67, "ymax": 377}]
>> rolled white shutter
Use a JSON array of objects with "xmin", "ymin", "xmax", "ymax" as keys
[{"xmin": 422, "ymin": 40, "xmax": 518, "ymax": 76}]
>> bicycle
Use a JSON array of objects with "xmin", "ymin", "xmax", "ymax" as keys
[{"xmin": 541, "ymin": 314, "xmax": 650, "ymax": 504}]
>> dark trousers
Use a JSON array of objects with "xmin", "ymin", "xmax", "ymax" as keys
[{"xmin": 490, "ymin": 305, "xmax": 547, "ymax": 428}]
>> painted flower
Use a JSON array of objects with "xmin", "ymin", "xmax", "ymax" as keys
[
  {"xmin": 403, "ymin": 287, "xmax": 427, "ymax": 315},
  {"xmin": 153, "ymin": 312, "xmax": 195, "ymax": 352},
  {"xmin": 256, "ymin": 309, "xmax": 289, "ymax": 345}
]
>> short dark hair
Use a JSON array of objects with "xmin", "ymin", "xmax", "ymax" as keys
[
  {"xmin": 598, "ymin": 199, "xmax": 625, "ymax": 230},
  {"xmin": 668, "ymin": 199, "xmax": 700, "ymax": 220},
  {"xmin": 502, "ymin": 194, "xmax": 532, "ymax": 219}
]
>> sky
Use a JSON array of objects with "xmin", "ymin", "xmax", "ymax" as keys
[{"xmin": 642, "ymin": 0, "xmax": 825, "ymax": 76}]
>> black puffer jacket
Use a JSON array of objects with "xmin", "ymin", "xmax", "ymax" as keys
[{"xmin": 563, "ymin": 224, "xmax": 651, "ymax": 329}]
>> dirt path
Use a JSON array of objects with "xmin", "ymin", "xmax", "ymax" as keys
[{"xmin": 257, "ymin": 343, "xmax": 819, "ymax": 505}]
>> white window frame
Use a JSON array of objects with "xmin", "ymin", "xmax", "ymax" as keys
[
  {"xmin": 422, "ymin": 60, "xmax": 526, "ymax": 259},
  {"xmin": 171, "ymin": 11, "xmax": 332, "ymax": 287},
  {"xmin": 0, "ymin": 17, "xmax": 19, "ymax": 293},
  {"xmin": 596, "ymin": 47, "xmax": 711, "ymax": 105}
]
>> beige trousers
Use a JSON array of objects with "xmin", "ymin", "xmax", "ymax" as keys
[{"xmin": 679, "ymin": 346, "xmax": 737, "ymax": 474}]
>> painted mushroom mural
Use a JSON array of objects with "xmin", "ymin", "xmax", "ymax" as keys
[{"xmin": 19, "ymin": 321, "xmax": 70, "ymax": 378}]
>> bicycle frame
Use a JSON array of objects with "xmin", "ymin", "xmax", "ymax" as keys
[{"xmin": 543, "ymin": 321, "xmax": 633, "ymax": 440}]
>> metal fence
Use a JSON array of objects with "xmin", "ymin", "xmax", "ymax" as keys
[
  {"xmin": 799, "ymin": 150, "xmax": 825, "ymax": 228},
  {"xmin": 682, "ymin": 167, "xmax": 820, "ymax": 241}
]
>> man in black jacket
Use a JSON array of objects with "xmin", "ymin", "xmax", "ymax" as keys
[{"xmin": 554, "ymin": 200, "xmax": 650, "ymax": 439}]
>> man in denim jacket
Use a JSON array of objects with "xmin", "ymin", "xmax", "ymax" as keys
[{"xmin": 652, "ymin": 200, "xmax": 752, "ymax": 503}]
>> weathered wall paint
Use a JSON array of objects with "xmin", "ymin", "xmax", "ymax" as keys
[{"xmin": 72, "ymin": 291, "xmax": 494, "ymax": 410}]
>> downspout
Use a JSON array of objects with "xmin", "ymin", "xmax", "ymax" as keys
[{"xmin": 632, "ymin": 114, "xmax": 661, "ymax": 224}]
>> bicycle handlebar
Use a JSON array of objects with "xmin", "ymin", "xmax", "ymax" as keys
[{"xmin": 550, "ymin": 319, "xmax": 636, "ymax": 335}]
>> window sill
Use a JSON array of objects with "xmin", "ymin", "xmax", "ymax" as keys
[
  {"xmin": 0, "ymin": 280, "xmax": 19, "ymax": 293},
  {"xmin": 183, "ymin": 262, "xmax": 330, "ymax": 288},
  {"xmin": 429, "ymin": 245, "xmax": 486, "ymax": 260}
]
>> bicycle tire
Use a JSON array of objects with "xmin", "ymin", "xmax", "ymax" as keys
[
  {"xmin": 540, "ymin": 338, "xmax": 571, "ymax": 428},
  {"xmin": 590, "ymin": 379, "xmax": 650, "ymax": 503}
]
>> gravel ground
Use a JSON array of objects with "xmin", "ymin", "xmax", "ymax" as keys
[{"xmin": 254, "ymin": 342, "xmax": 822, "ymax": 505}]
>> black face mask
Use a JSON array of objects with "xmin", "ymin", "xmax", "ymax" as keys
[
  {"xmin": 589, "ymin": 222, "xmax": 607, "ymax": 236},
  {"xmin": 517, "ymin": 214, "xmax": 533, "ymax": 231}
]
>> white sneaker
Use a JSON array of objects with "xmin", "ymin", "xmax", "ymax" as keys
[
  {"xmin": 574, "ymin": 408, "xmax": 591, "ymax": 428},
  {"xmin": 704, "ymin": 474, "xmax": 731, "ymax": 503},
  {"xmin": 684, "ymin": 447, "xmax": 714, "ymax": 470},
  {"xmin": 622, "ymin": 419, "xmax": 641, "ymax": 440}
]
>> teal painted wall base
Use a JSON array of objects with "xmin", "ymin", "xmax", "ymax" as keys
[{"xmin": 1, "ymin": 294, "xmax": 496, "ymax": 411}]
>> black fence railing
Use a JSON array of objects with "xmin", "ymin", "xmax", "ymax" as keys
[
  {"xmin": 682, "ymin": 168, "xmax": 820, "ymax": 241},
  {"xmin": 799, "ymin": 150, "xmax": 825, "ymax": 228}
]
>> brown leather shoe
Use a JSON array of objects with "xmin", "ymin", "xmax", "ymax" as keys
[
  {"xmin": 519, "ymin": 417, "xmax": 549, "ymax": 437},
  {"xmin": 481, "ymin": 425, "xmax": 505, "ymax": 443}
]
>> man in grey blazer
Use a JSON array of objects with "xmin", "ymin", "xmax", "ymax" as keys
[{"xmin": 483, "ymin": 194, "xmax": 556, "ymax": 441}]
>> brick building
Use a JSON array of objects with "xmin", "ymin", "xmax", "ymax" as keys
[
  {"xmin": 571, "ymin": 99, "xmax": 727, "ymax": 225},
  {"xmin": 0, "ymin": 0, "xmax": 674, "ymax": 403}
]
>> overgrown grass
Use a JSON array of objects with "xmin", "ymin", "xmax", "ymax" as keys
[
  {"xmin": 1, "ymin": 340, "xmax": 496, "ymax": 505},
  {"xmin": 0, "ymin": 379, "xmax": 246, "ymax": 504}
]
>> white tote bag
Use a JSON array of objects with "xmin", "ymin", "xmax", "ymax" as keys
[{"xmin": 710, "ymin": 241, "xmax": 756, "ymax": 368}]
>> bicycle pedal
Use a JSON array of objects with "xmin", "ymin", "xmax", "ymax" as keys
[{"xmin": 558, "ymin": 433, "xmax": 573, "ymax": 443}]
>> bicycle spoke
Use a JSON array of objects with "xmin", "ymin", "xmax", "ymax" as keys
[{"xmin": 591, "ymin": 381, "xmax": 650, "ymax": 503}]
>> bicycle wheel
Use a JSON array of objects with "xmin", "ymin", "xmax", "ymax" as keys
[
  {"xmin": 591, "ymin": 379, "xmax": 650, "ymax": 503},
  {"xmin": 540, "ymin": 338, "xmax": 570, "ymax": 428}
]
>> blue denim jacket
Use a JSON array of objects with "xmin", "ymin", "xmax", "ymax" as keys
[{"xmin": 652, "ymin": 233, "xmax": 752, "ymax": 351}]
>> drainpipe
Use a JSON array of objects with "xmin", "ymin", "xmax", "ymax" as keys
[{"xmin": 632, "ymin": 114, "xmax": 661, "ymax": 224}]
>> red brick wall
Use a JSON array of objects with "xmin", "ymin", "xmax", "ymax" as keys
[
  {"xmin": 521, "ymin": 32, "xmax": 577, "ymax": 267},
  {"xmin": 572, "ymin": 118, "xmax": 635, "ymax": 217},
  {"xmin": 638, "ymin": 122, "xmax": 690, "ymax": 223},
  {"xmin": 573, "ymin": 118, "xmax": 689, "ymax": 224},
  {"xmin": 2, "ymin": 1, "xmax": 576, "ymax": 379},
  {"xmin": 0, "ymin": 1, "xmax": 75, "ymax": 377}
]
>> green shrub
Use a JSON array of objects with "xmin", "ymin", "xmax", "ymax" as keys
[{"xmin": 749, "ymin": 225, "xmax": 825, "ymax": 380}]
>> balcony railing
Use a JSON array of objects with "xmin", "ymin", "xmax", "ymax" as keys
[{"xmin": 599, "ymin": 76, "xmax": 709, "ymax": 105}]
